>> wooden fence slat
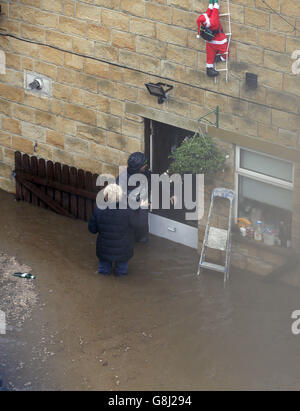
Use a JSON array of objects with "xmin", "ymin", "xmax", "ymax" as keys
[
  {"xmin": 62, "ymin": 165, "xmax": 70, "ymax": 213},
  {"xmin": 92, "ymin": 174, "xmax": 99, "ymax": 213},
  {"xmin": 38, "ymin": 158, "xmax": 47, "ymax": 209},
  {"xmin": 22, "ymin": 154, "xmax": 31, "ymax": 203},
  {"xmin": 30, "ymin": 156, "xmax": 39, "ymax": 207},
  {"xmin": 70, "ymin": 167, "xmax": 78, "ymax": 218},
  {"xmin": 54, "ymin": 162, "xmax": 62, "ymax": 205},
  {"xmin": 85, "ymin": 171, "xmax": 93, "ymax": 221},
  {"xmin": 77, "ymin": 170, "xmax": 86, "ymax": 221},
  {"xmin": 15, "ymin": 151, "xmax": 23, "ymax": 201},
  {"xmin": 46, "ymin": 160, "xmax": 54, "ymax": 201}
]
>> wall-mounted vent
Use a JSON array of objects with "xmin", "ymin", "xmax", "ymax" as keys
[
  {"xmin": 24, "ymin": 72, "xmax": 52, "ymax": 97},
  {"xmin": 245, "ymin": 72, "xmax": 258, "ymax": 90}
]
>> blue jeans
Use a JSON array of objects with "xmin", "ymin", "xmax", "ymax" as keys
[{"xmin": 98, "ymin": 260, "xmax": 128, "ymax": 276}]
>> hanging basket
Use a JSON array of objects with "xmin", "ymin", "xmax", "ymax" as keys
[{"xmin": 168, "ymin": 132, "xmax": 226, "ymax": 177}]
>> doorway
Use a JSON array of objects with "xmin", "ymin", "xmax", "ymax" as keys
[{"xmin": 144, "ymin": 119, "xmax": 198, "ymax": 249}]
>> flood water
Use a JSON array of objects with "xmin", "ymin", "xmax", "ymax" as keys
[{"xmin": 0, "ymin": 189, "xmax": 300, "ymax": 391}]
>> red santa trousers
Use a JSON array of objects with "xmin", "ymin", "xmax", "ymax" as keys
[{"xmin": 206, "ymin": 41, "xmax": 228, "ymax": 67}]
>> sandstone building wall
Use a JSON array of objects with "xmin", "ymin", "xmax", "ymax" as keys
[{"xmin": 0, "ymin": 0, "xmax": 299, "ymax": 270}]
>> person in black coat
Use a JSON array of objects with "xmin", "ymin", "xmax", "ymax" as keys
[
  {"xmin": 88, "ymin": 184, "xmax": 147, "ymax": 276},
  {"xmin": 117, "ymin": 152, "xmax": 175, "ymax": 244},
  {"xmin": 117, "ymin": 152, "xmax": 151, "ymax": 244}
]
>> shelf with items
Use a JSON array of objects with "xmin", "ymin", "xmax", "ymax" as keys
[
  {"xmin": 232, "ymin": 227, "xmax": 294, "ymax": 258},
  {"xmin": 237, "ymin": 195, "xmax": 292, "ymax": 249}
]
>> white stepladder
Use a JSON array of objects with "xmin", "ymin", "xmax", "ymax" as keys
[
  {"xmin": 215, "ymin": 0, "xmax": 232, "ymax": 83},
  {"xmin": 197, "ymin": 188, "xmax": 235, "ymax": 283}
]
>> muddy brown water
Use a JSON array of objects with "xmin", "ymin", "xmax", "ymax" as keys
[{"xmin": 0, "ymin": 189, "xmax": 300, "ymax": 391}]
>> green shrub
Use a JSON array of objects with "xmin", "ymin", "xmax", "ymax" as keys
[{"xmin": 169, "ymin": 133, "xmax": 226, "ymax": 176}]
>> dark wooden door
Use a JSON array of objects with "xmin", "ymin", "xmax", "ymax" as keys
[{"xmin": 145, "ymin": 120, "xmax": 197, "ymax": 227}]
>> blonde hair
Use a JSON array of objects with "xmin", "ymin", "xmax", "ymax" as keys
[{"xmin": 103, "ymin": 183, "xmax": 123, "ymax": 203}]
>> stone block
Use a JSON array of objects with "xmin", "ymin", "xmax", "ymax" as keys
[
  {"xmin": 35, "ymin": 111, "xmax": 57, "ymax": 129},
  {"xmin": 35, "ymin": 61, "xmax": 57, "ymax": 80},
  {"xmin": 97, "ymin": 113, "xmax": 121, "ymax": 133},
  {"xmin": 102, "ymin": 9, "xmax": 129, "ymax": 31},
  {"xmin": 88, "ymin": 24, "xmax": 111, "ymax": 43},
  {"xmin": 21, "ymin": 122, "xmax": 46, "ymax": 142},
  {"xmin": 65, "ymin": 103, "xmax": 96, "ymax": 125},
  {"xmin": 94, "ymin": 43, "xmax": 119, "ymax": 63},
  {"xmin": 64, "ymin": 135, "xmax": 89, "ymax": 155},
  {"xmin": 2, "ymin": 117, "xmax": 21, "ymax": 135},
  {"xmin": 12, "ymin": 135, "xmax": 34, "ymax": 154},
  {"xmin": 90, "ymin": 143, "xmax": 119, "ymax": 165},
  {"xmin": 107, "ymin": 131, "xmax": 127, "ymax": 151},
  {"xmin": 0, "ymin": 84, "xmax": 24, "ymax": 104},
  {"xmin": 84, "ymin": 60, "xmax": 109, "ymax": 79},
  {"xmin": 136, "ymin": 36, "xmax": 167, "ymax": 59},
  {"xmin": 39, "ymin": 46, "xmax": 64, "ymax": 65},
  {"xmin": 77, "ymin": 125, "xmax": 106, "ymax": 145},
  {"xmin": 245, "ymin": 8, "xmax": 270, "ymax": 29},
  {"xmin": 122, "ymin": 118, "xmax": 143, "ymax": 138},
  {"xmin": 0, "ymin": 131, "xmax": 11, "ymax": 148},
  {"xmin": 120, "ymin": 0, "xmax": 145, "ymax": 17},
  {"xmin": 46, "ymin": 130, "xmax": 64, "ymax": 148},
  {"xmin": 145, "ymin": 2, "xmax": 172, "ymax": 24},
  {"xmin": 35, "ymin": 10, "xmax": 59, "ymax": 29},
  {"xmin": 112, "ymin": 30, "xmax": 135, "ymax": 51},
  {"xmin": 83, "ymin": 92, "xmax": 110, "ymax": 112},
  {"xmin": 76, "ymin": 2, "xmax": 100, "ymax": 22},
  {"xmin": 59, "ymin": 16, "xmax": 87, "ymax": 37},
  {"xmin": 73, "ymin": 38, "xmax": 95, "ymax": 56},
  {"xmin": 157, "ymin": 23, "xmax": 188, "ymax": 47},
  {"xmin": 46, "ymin": 31, "xmax": 73, "ymax": 51},
  {"xmin": 129, "ymin": 17, "xmax": 156, "ymax": 38}
]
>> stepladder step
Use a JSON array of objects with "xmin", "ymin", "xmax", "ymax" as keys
[
  {"xmin": 200, "ymin": 262, "xmax": 226, "ymax": 273},
  {"xmin": 206, "ymin": 227, "xmax": 228, "ymax": 251}
]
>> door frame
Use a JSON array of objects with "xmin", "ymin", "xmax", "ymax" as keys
[{"xmin": 145, "ymin": 118, "xmax": 198, "ymax": 249}]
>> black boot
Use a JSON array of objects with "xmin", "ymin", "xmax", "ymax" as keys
[
  {"xmin": 207, "ymin": 67, "xmax": 219, "ymax": 77},
  {"xmin": 215, "ymin": 55, "xmax": 223, "ymax": 63}
]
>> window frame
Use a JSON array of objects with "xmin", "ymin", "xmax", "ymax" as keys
[{"xmin": 235, "ymin": 146, "xmax": 294, "ymax": 222}]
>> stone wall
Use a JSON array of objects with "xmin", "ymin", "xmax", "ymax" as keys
[{"xmin": 0, "ymin": 0, "xmax": 299, "ymax": 258}]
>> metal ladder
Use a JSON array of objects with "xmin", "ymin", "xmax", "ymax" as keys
[
  {"xmin": 197, "ymin": 188, "xmax": 235, "ymax": 283},
  {"xmin": 215, "ymin": 0, "xmax": 232, "ymax": 83}
]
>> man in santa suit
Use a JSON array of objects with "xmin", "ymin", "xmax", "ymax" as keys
[{"xmin": 197, "ymin": 0, "xmax": 228, "ymax": 77}]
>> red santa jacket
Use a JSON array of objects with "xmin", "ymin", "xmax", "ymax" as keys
[{"xmin": 197, "ymin": 5, "xmax": 227, "ymax": 45}]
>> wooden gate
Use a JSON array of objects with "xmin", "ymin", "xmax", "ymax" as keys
[{"xmin": 15, "ymin": 151, "xmax": 102, "ymax": 222}]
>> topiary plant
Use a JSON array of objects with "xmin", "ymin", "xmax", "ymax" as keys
[{"xmin": 168, "ymin": 133, "xmax": 226, "ymax": 176}]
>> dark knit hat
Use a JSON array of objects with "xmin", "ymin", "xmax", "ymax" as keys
[{"xmin": 127, "ymin": 152, "xmax": 147, "ymax": 174}]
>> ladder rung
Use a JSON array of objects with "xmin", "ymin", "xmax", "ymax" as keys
[
  {"xmin": 220, "ymin": 13, "xmax": 230, "ymax": 16},
  {"xmin": 200, "ymin": 262, "xmax": 225, "ymax": 273},
  {"xmin": 225, "ymin": 33, "xmax": 232, "ymax": 36},
  {"xmin": 217, "ymin": 69, "xmax": 228, "ymax": 72}
]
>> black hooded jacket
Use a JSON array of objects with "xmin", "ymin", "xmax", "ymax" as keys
[{"xmin": 88, "ymin": 205, "xmax": 147, "ymax": 262}]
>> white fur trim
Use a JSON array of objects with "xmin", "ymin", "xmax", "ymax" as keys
[
  {"xmin": 208, "ymin": 4, "xmax": 214, "ymax": 9},
  {"xmin": 203, "ymin": 13, "xmax": 211, "ymax": 28},
  {"xmin": 207, "ymin": 64, "xmax": 214, "ymax": 68},
  {"xmin": 214, "ymin": 3, "xmax": 220, "ymax": 9},
  {"xmin": 210, "ymin": 38, "xmax": 227, "ymax": 45},
  {"xmin": 196, "ymin": 34, "xmax": 200, "ymax": 38}
]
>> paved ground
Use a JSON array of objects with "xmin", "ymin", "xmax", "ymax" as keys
[{"xmin": 0, "ymin": 189, "xmax": 300, "ymax": 391}]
